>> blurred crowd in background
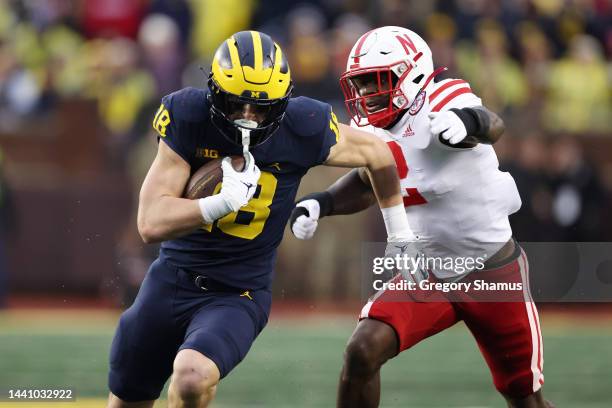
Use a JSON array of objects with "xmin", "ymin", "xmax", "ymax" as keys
[{"xmin": 0, "ymin": 0, "xmax": 611, "ymax": 302}]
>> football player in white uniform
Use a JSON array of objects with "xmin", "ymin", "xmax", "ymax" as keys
[{"xmin": 290, "ymin": 26, "xmax": 553, "ymax": 408}]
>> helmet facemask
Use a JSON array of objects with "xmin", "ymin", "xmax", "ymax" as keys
[
  {"xmin": 340, "ymin": 60, "xmax": 419, "ymax": 129},
  {"xmin": 208, "ymin": 75, "xmax": 292, "ymax": 147}
]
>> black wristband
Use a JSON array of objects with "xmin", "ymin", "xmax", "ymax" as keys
[
  {"xmin": 450, "ymin": 107, "xmax": 490, "ymax": 138},
  {"xmin": 296, "ymin": 191, "xmax": 334, "ymax": 218}
]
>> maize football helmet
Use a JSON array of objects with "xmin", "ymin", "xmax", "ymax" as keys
[{"xmin": 208, "ymin": 31, "xmax": 293, "ymax": 146}]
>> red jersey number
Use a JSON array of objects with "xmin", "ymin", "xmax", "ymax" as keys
[{"xmin": 386, "ymin": 141, "xmax": 428, "ymax": 207}]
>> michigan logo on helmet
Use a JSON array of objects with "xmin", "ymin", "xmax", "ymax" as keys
[
  {"xmin": 339, "ymin": 26, "xmax": 443, "ymax": 129},
  {"xmin": 208, "ymin": 31, "xmax": 293, "ymax": 146}
]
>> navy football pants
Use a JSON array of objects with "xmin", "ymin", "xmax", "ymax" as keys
[{"xmin": 108, "ymin": 258, "xmax": 271, "ymax": 402}]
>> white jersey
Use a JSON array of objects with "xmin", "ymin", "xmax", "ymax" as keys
[{"xmin": 358, "ymin": 78, "xmax": 522, "ymax": 279}]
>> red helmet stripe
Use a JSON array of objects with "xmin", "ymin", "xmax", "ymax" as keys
[{"xmin": 352, "ymin": 29, "xmax": 375, "ymax": 67}]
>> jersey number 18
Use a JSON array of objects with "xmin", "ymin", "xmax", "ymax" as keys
[{"xmin": 202, "ymin": 172, "xmax": 278, "ymax": 240}]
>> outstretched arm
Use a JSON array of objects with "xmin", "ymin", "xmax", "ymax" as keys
[
  {"xmin": 323, "ymin": 123, "xmax": 400, "ymax": 210},
  {"xmin": 291, "ymin": 124, "xmax": 412, "ymax": 241},
  {"xmin": 326, "ymin": 168, "xmax": 376, "ymax": 215},
  {"xmin": 317, "ymin": 105, "xmax": 505, "ymax": 215}
]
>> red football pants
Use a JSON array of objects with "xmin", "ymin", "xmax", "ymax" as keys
[{"xmin": 360, "ymin": 249, "xmax": 544, "ymax": 398}]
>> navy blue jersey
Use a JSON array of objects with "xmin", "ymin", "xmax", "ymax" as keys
[{"xmin": 151, "ymin": 87, "xmax": 339, "ymax": 290}]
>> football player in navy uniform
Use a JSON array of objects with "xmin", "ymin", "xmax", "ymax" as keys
[{"xmin": 107, "ymin": 31, "xmax": 415, "ymax": 408}]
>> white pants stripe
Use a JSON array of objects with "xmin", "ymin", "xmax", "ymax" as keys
[{"xmin": 518, "ymin": 250, "xmax": 544, "ymax": 392}]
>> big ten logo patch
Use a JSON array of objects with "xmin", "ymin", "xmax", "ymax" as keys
[{"xmin": 196, "ymin": 148, "xmax": 219, "ymax": 159}]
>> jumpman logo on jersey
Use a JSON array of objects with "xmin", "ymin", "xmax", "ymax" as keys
[
  {"xmin": 241, "ymin": 181, "xmax": 255, "ymax": 198},
  {"xmin": 240, "ymin": 290, "xmax": 253, "ymax": 301}
]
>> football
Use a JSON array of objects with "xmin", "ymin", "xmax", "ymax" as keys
[{"xmin": 183, "ymin": 155, "xmax": 245, "ymax": 199}]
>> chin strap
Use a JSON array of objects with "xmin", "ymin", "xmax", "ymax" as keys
[
  {"xmin": 240, "ymin": 128, "xmax": 251, "ymax": 169},
  {"xmin": 405, "ymin": 66, "xmax": 448, "ymax": 113},
  {"xmin": 233, "ymin": 119, "xmax": 256, "ymax": 169}
]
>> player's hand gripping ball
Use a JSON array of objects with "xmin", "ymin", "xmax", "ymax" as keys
[
  {"xmin": 184, "ymin": 152, "xmax": 261, "ymax": 211},
  {"xmin": 184, "ymin": 156, "xmax": 245, "ymax": 199},
  {"xmin": 220, "ymin": 152, "xmax": 261, "ymax": 211}
]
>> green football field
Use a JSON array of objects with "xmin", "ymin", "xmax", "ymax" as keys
[{"xmin": 0, "ymin": 309, "xmax": 610, "ymax": 407}]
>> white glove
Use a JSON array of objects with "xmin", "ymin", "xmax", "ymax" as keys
[
  {"xmin": 291, "ymin": 199, "xmax": 320, "ymax": 240},
  {"xmin": 385, "ymin": 233, "xmax": 428, "ymax": 284},
  {"xmin": 198, "ymin": 152, "xmax": 261, "ymax": 223},
  {"xmin": 428, "ymin": 111, "xmax": 467, "ymax": 145},
  {"xmin": 219, "ymin": 151, "xmax": 261, "ymax": 212}
]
